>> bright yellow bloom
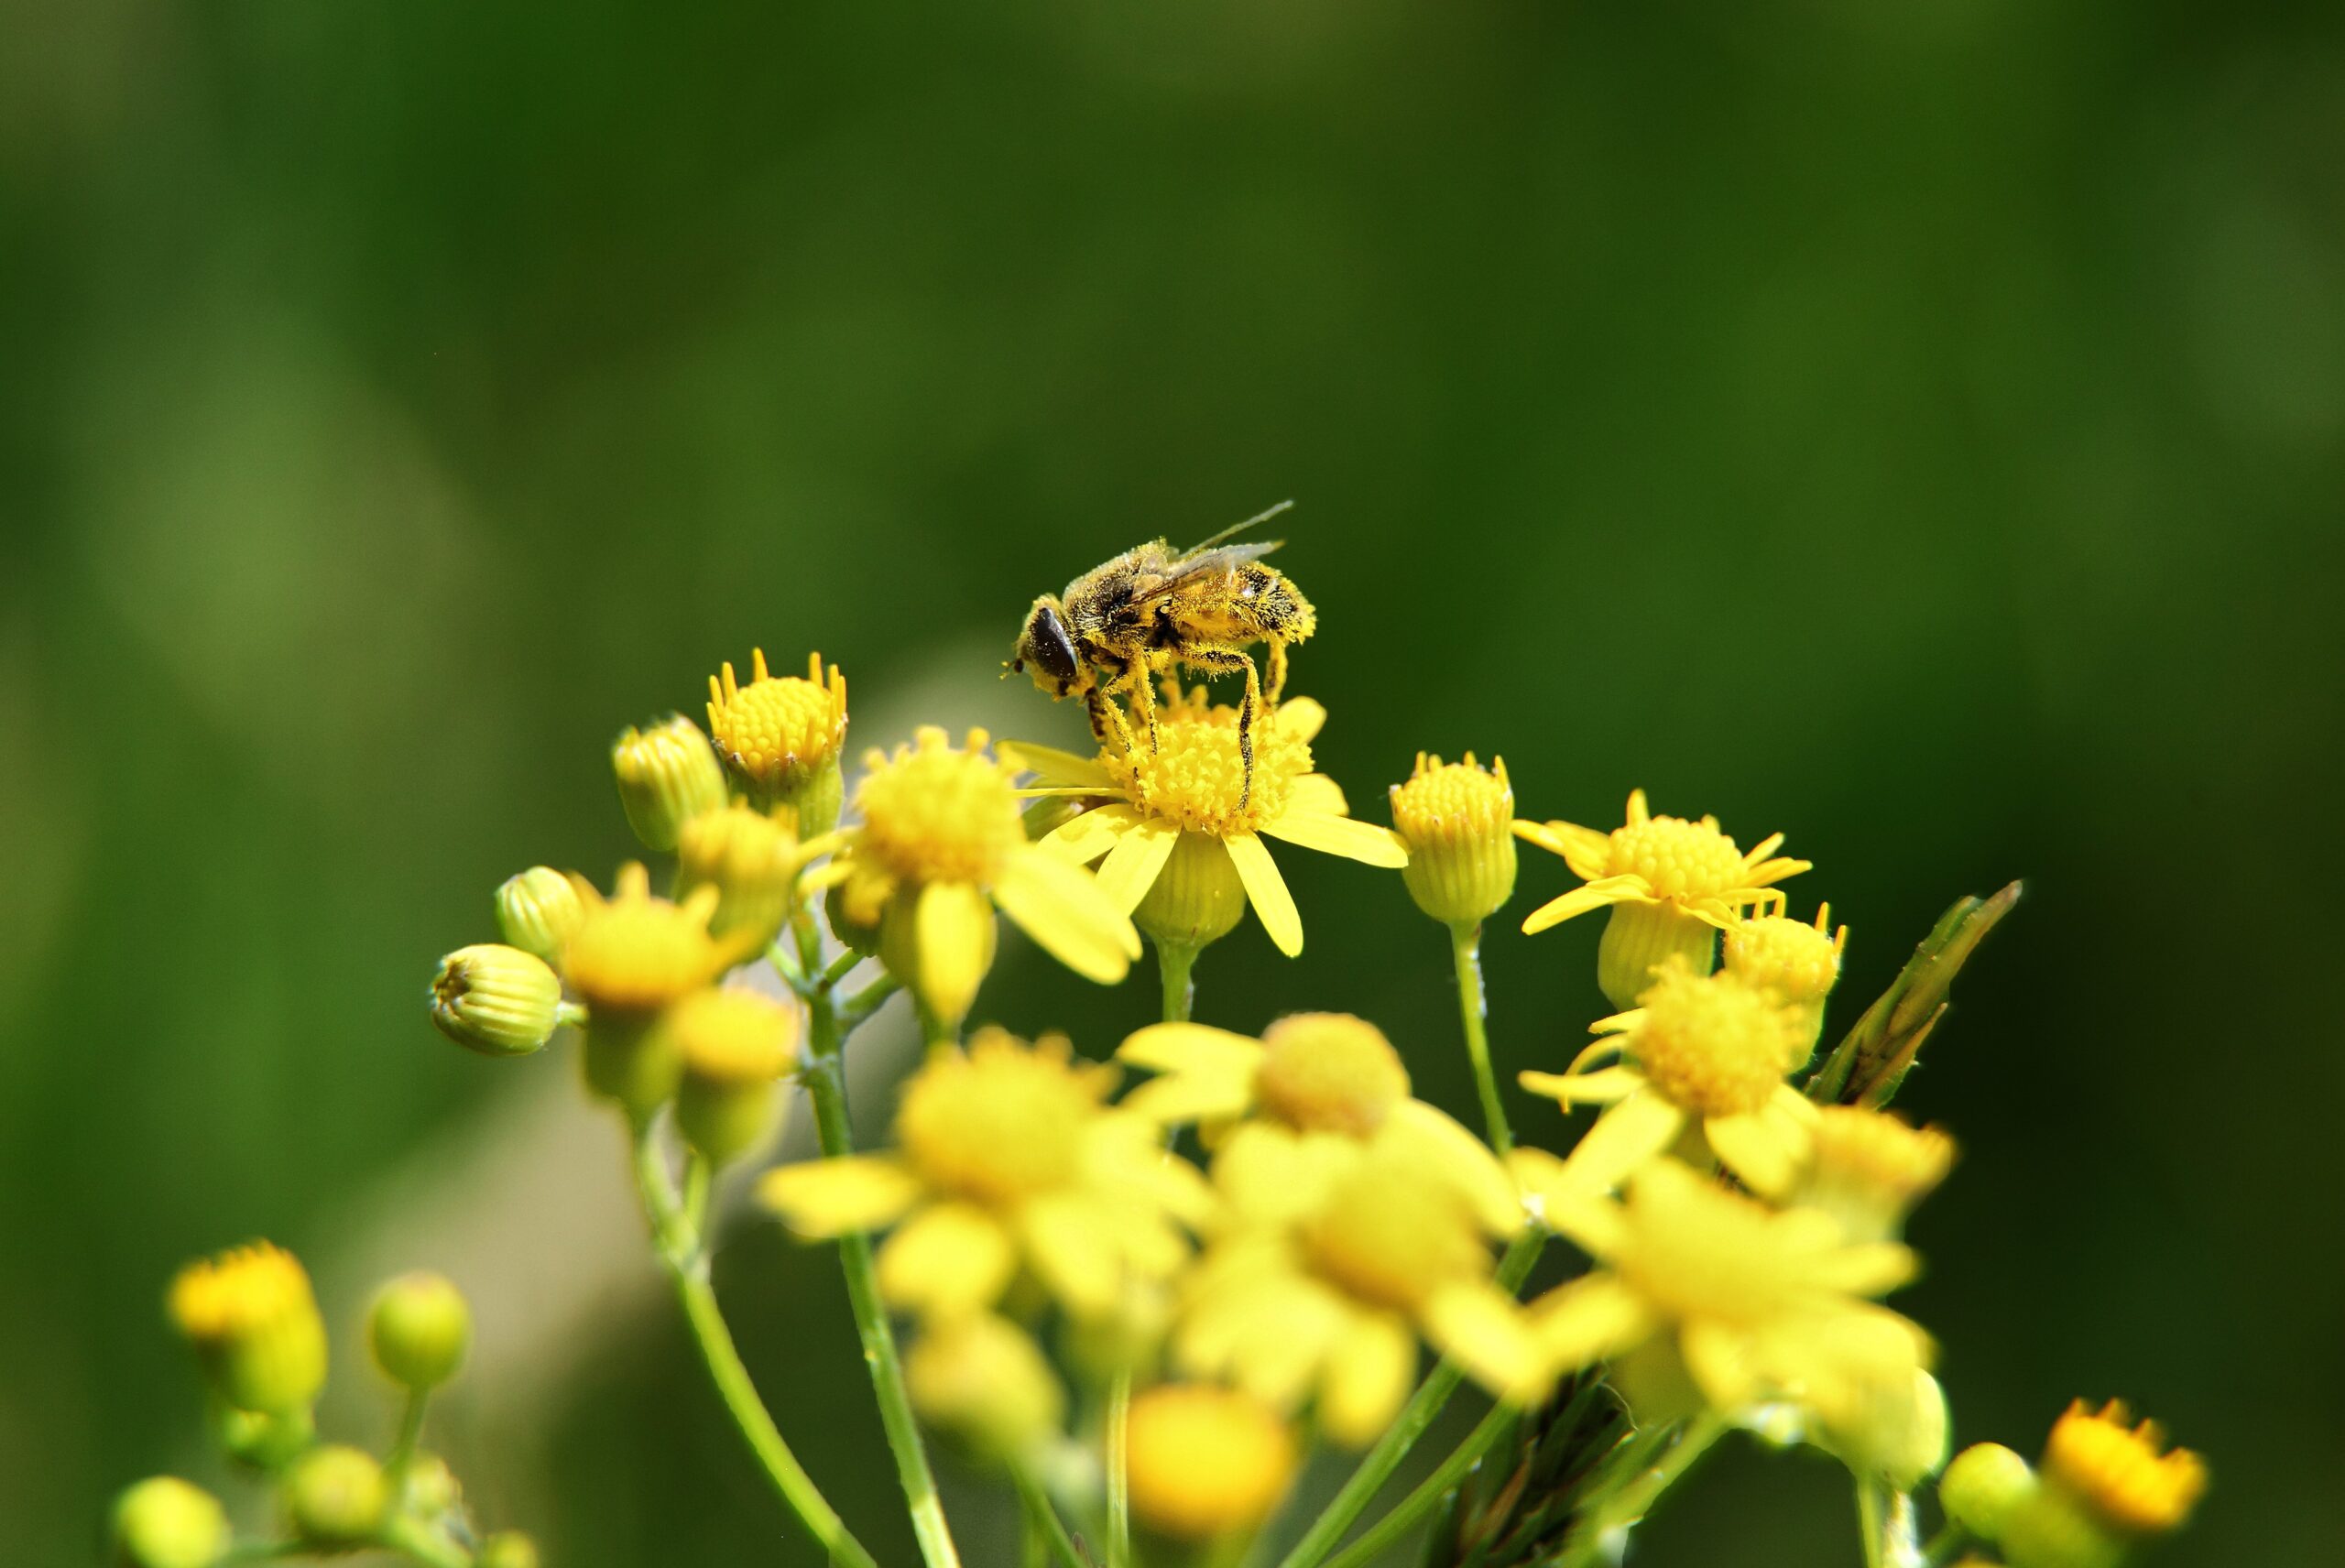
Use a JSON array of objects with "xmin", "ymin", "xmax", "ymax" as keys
[
  {"xmin": 167, "ymin": 1242, "xmax": 329, "ymax": 1415},
  {"xmin": 1521, "ymin": 959, "xmax": 1817, "ymax": 1197},
  {"xmin": 1389, "ymin": 752, "xmax": 1519, "ymax": 928},
  {"xmin": 1118, "ymin": 1013, "xmax": 1519, "ymax": 1234},
  {"xmin": 1724, "ymin": 904, "xmax": 1845, "ymax": 1050},
  {"xmin": 1513, "ymin": 1158, "xmax": 1926, "ymax": 1426},
  {"xmin": 2038, "ymin": 1400, "xmax": 2206, "ymax": 1538},
  {"xmin": 560, "ymin": 863, "xmax": 754, "ymax": 1017},
  {"xmin": 1174, "ymin": 1144, "xmax": 1542, "ymax": 1447},
  {"xmin": 671, "ymin": 988, "xmax": 802, "ymax": 1165},
  {"xmin": 675, "ymin": 800, "xmax": 836, "ymax": 951},
  {"xmin": 904, "ymin": 1312, "xmax": 1066, "ymax": 1462},
  {"xmin": 758, "ymin": 1029, "xmax": 1210, "ymax": 1321},
  {"xmin": 611, "ymin": 713, "xmax": 728, "ymax": 852},
  {"xmin": 1788, "ymin": 1106, "xmax": 1956, "ymax": 1244},
  {"xmin": 835, "ymin": 727, "xmax": 1139, "ymax": 1023},
  {"xmin": 1516, "ymin": 789, "xmax": 1810, "ymax": 1007},
  {"xmin": 1008, "ymin": 689, "xmax": 1406, "ymax": 958},
  {"xmin": 1125, "ymin": 1385, "xmax": 1298, "ymax": 1540},
  {"xmin": 705, "ymin": 649, "xmax": 850, "ymax": 830}
]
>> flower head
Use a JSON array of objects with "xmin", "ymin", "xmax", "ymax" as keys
[
  {"xmin": 1125, "ymin": 1385, "xmax": 1298, "ymax": 1540},
  {"xmin": 1390, "ymin": 752, "xmax": 1519, "ymax": 928},
  {"xmin": 2038, "ymin": 1400, "xmax": 2206, "ymax": 1538},
  {"xmin": 1726, "ymin": 904, "xmax": 1846, "ymax": 1049},
  {"xmin": 905, "ymin": 1312, "xmax": 1067, "ymax": 1462},
  {"xmin": 1521, "ymin": 958, "xmax": 1817, "ymax": 1196},
  {"xmin": 706, "ymin": 649, "xmax": 850, "ymax": 829},
  {"xmin": 1788, "ymin": 1106, "xmax": 1956, "ymax": 1244},
  {"xmin": 759, "ymin": 1029, "xmax": 1210, "ymax": 1321},
  {"xmin": 1009, "ymin": 689, "xmax": 1405, "ymax": 958},
  {"xmin": 611, "ymin": 714, "xmax": 728, "ymax": 852},
  {"xmin": 835, "ymin": 727, "xmax": 1139, "ymax": 1022},
  {"xmin": 168, "ymin": 1242, "xmax": 329, "ymax": 1414},
  {"xmin": 672, "ymin": 988, "xmax": 802, "ymax": 1165},
  {"xmin": 560, "ymin": 863, "xmax": 747, "ymax": 1017},
  {"xmin": 494, "ymin": 866, "xmax": 585, "ymax": 964},
  {"xmin": 367, "ymin": 1271, "xmax": 472, "ymax": 1391},
  {"xmin": 1518, "ymin": 1158, "xmax": 1927, "ymax": 1426}
]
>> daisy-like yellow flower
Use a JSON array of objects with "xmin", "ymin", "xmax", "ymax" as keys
[
  {"xmin": 834, "ymin": 726, "xmax": 1140, "ymax": 1025},
  {"xmin": 1723, "ymin": 904, "xmax": 1845, "ymax": 1052},
  {"xmin": 1788, "ymin": 1106, "xmax": 1956, "ymax": 1245},
  {"xmin": 1516, "ymin": 789, "xmax": 1810, "ymax": 1009},
  {"xmin": 1118, "ymin": 1012, "xmax": 1519, "ymax": 1234},
  {"xmin": 758, "ymin": 1029, "xmax": 1211, "ymax": 1321},
  {"xmin": 705, "ymin": 648, "xmax": 850, "ymax": 831},
  {"xmin": 1521, "ymin": 957, "xmax": 1818, "ymax": 1197},
  {"xmin": 1174, "ymin": 1143, "xmax": 1543, "ymax": 1446},
  {"xmin": 1515, "ymin": 1157, "xmax": 1928, "ymax": 1427},
  {"xmin": 1965, "ymin": 1401, "xmax": 2207, "ymax": 1568},
  {"xmin": 1006, "ymin": 687, "xmax": 1406, "ymax": 958}
]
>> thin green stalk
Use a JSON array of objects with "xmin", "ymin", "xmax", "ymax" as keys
[
  {"xmin": 1918, "ymin": 1522, "xmax": 1975, "ymax": 1567},
  {"xmin": 1156, "ymin": 939, "xmax": 1199, "ymax": 1022},
  {"xmin": 383, "ymin": 1388, "xmax": 431, "ymax": 1490},
  {"xmin": 1858, "ymin": 1476, "xmax": 1889, "ymax": 1568},
  {"xmin": 1013, "ymin": 1465, "xmax": 1091, "ymax": 1568},
  {"xmin": 1448, "ymin": 925, "xmax": 1511, "ymax": 1155},
  {"xmin": 630, "ymin": 1125, "xmax": 878, "ymax": 1568},
  {"xmin": 1274, "ymin": 1230, "xmax": 1544, "ymax": 1568},
  {"xmin": 1550, "ymin": 1412, "xmax": 1728, "ymax": 1568},
  {"xmin": 1320, "ymin": 1400, "xmax": 1515, "ymax": 1568},
  {"xmin": 1107, "ymin": 1367, "xmax": 1133, "ymax": 1568},
  {"xmin": 806, "ymin": 997, "xmax": 965, "ymax": 1568}
]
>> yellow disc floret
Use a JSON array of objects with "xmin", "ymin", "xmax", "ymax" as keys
[
  {"xmin": 1301, "ymin": 1162, "xmax": 1489, "ymax": 1315},
  {"xmin": 168, "ymin": 1242, "xmax": 329, "ymax": 1414},
  {"xmin": 1104, "ymin": 685, "xmax": 1309, "ymax": 837},
  {"xmin": 854, "ymin": 727, "xmax": 1025, "ymax": 890},
  {"xmin": 1794, "ymin": 1106, "xmax": 1957, "ymax": 1243},
  {"xmin": 1390, "ymin": 752, "xmax": 1518, "ymax": 927},
  {"xmin": 1608, "ymin": 811, "xmax": 1755, "ymax": 901},
  {"xmin": 1126, "ymin": 1385, "xmax": 1298, "ymax": 1540},
  {"xmin": 706, "ymin": 649, "xmax": 849, "ymax": 825},
  {"xmin": 2039, "ymin": 1400, "xmax": 2207, "ymax": 1537},
  {"xmin": 1725, "ymin": 907, "xmax": 1846, "ymax": 1005},
  {"xmin": 560, "ymin": 864, "xmax": 736, "ymax": 1016},
  {"xmin": 1628, "ymin": 961, "xmax": 1805, "ymax": 1120},
  {"xmin": 895, "ymin": 1029, "xmax": 1115, "ymax": 1205},
  {"xmin": 1252, "ymin": 1013, "xmax": 1412, "ymax": 1138}
]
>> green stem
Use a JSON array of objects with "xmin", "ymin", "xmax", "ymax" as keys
[
  {"xmin": 630, "ymin": 1123, "xmax": 878, "ymax": 1568},
  {"xmin": 377, "ymin": 1515, "xmax": 473, "ymax": 1568},
  {"xmin": 1550, "ymin": 1412, "xmax": 1728, "ymax": 1568},
  {"xmin": 1274, "ymin": 1231, "xmax": 1544, "ymax": 1568},
  {"xmin": 1156, "ymin": 939, "xmax": 1199, "ymax": 1023},
  {"xmin": 1858, "ymin": 1475, "xmax": 1888, "ymax": 1568},
  {"xmin": 383, "ymin": 1388, "xmax": 431, "ymax": 1487},
  {"xmin": 1013, "ymin": 1465, "xmax": 1091, "ymax": 1568},
  {"xmin": 1918, "ymin": 1522, "xmax": 1975, "ymax": 1568},
  {"xmin": 1320, "ymin": 1400, "xmax": 1515, "ymax": 1568},
  {"xmin": 841, "ymin": 974, "xmax": 902, "ymax": 1031},
  {"xmin": 1107, "ymin": 1367, "xmax": 1133, "ymax": 1568},
  {"xmin": 1448, "ymin": 925, "xmax": 1511, "ymax": 1156},
  {"xmin": 806, "ymin": 997, "xmax": 965, "ymax": 1568}
]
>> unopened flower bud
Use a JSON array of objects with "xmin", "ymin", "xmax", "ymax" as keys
[
  {"xmin": 283, "ymin": 1445, "xmax": 387, "ymax": 1550},
  {"xmin": 676, "ymin": 801, "xmax": 802, "ymax": 952},
  {"xmin": 563, "ymin": 865, "xmax": 748, "ymax": 1118},
  {"xmin": 1725, "ymin": 906, "xmax": 1845, "ymax": 1055},
  {"xmin": 431, "ymin": 944, "xmax": 564, "ymax": 1058},
  {"xmin": 475, "ymin": 1533, "xmax": 540, "ymax": 1568},
  {"xmin": 673, "ymin": 989, "xmax": 801, "ymax": 1166},
  {"xmin": 1390, "ymin": 753, "xmax": 1516, "ymax": 929},
  {"xmin": 905, "ymin": 1312, "xmax": 1067, "ymax": 1462},
  {"xmin": 1940, "ymin": 1442, "xmax": 2037, "ymax": 1541},
  {"xmin": 1132, "ymin": 829, "xmax": 1248, "ymax": 952},
  {"xmin": 368, "ymin": 1271, "xmax": 472, "ymax": 1390},
  {"xmin": 112, "ymin": 1477, "xmax": 229, "ymax": 1568},
  {"xmin": 2012, "ymin": 1399, "xmax": 2206, "ymax": 1565},
  {"xmin": 399, "ymin": 1452, "xmax": 460, "ymax": 1518},
  {"xmin": 168, "ymin": 1242, "xmax": 328, "ymax": 1415},
  {"xmin": 612, "ymin": 714, "xmax": 728, "ymax": 852},
  {"xmin": 217, "ymin": 1405, "xmax": 315, "ymax": 1471},
  {"xmin": 1126, "ymin": 1385, "xmax": 1298, "ymax": 1541},
  {"xmin": 824, "ymin": 879, "xmax": 882, "ymax": 956},
  {"xmin": 706, "ymin": 648, "xmax": 850, "ymax": 831},
  {"xmin": 495, "ymin": 866, "xmax": 585, "ymax": 964}
]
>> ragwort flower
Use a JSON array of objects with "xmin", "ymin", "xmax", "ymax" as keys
[
  {"xmin": 834, "ymin": 726, "xmax": 1140, "ymax": 1025},
  {"xmin": 705, "ymin": 648, "xmax": 850, "ymax": 831},
  {"xmin": 758, "ymin": 1029, "xmax": 1210, "ymax": 1321},
  {"xmin": 1007, "ymin": 688, "xmax": 1405, "ymax": 957},
  {"xmin": 1516, "ymin": 789, "xmax": 1809, "ymax": 1008}
]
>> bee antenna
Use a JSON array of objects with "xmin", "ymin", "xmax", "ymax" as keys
[{"xmin": 1188, "ymin": 499, "xmax": 1297, "ymax": 553}]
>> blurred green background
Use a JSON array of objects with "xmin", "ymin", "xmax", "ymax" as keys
[{"xmin": 5, "ymin": 0, "xmax": 2341, "ymax": 1563}]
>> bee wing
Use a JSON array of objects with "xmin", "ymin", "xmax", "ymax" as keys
[
  {"xmin": 1178, "ymin": 499, "xmax": 1294, "ymax": 556},
  {"xmin": 1127, "ymin": 542, "xmax": 1282, "ymax": 608}
]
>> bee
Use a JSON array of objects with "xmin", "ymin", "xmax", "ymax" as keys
[{"xmin": 1010, "ymin": 501, "xmax": 1316, "ymax": 806}]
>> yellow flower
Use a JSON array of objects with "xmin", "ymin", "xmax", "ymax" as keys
[
  {"xmin": 1125, "ymin": 1385, "xmax": 1298, "ymax": 1540},
  {"xmin": 904, "ymin": 1312, "xmax": 1067, "ymax": 1462},
  {"xmin": 1516, "ymin": 789, "xmax": 1810, "ymax": 1008},
  {"xmin": 1007, "ymin": 688, "xmax": 1406, "ymax": 958},
  {"xmin": 835, "ymin": 726, "xmax": 1140, "ymax": 1024},
  {"xmin": 167, "ymin": 1242, "xmax": 329, "ymax": 1415},
  {"xmin": 1520, "ymin": 958, "xmax": 1818, "ymax": 1197},
  {"xmin": 1389, "ymin": 752, "xmax": 1519, "ymax": 929},
  {"xmin": 610, "ymin": 713, "xmax": 728, "ymax": 852},
  {"xmin": 1787, "ymin": 1106, "xmax": 1956, "ymax": 1244},
  {"xmin": 1514, "ymin": 1158, "xmax": 1926, "ymax": 1426},
  {"xmin": 705, "ymin": 648, "xmax": 850, "ymax": 831},
  {"xmin": 1118, "ymin": 1013, "xmax": 1519, "ymax": 1234},
  {"xmin": 561, "ymin": 863, "xmax": 753, "ymax": 1017},
  {"xmin": 671, "ymin": 988, "xmax": 802, "ymax": 1166},
  {"xmin": 675, "ymin": 800, "xmax": 837, "ymax": 952},
  {"xmin": 2036, "ymin": 1400, "xmax": 2206, "ymax": 1537},
  {"xmin": 1174, "ymin": 1144, "xmax": 1543, "ymax": 1447},
  {"xmin": 758, "ymin": 1029, "xmax": 1211, "ymax": 1321},
  {"xmin": 1723, "ymin": 904, "xmax": 1845, "ymax": 1051}
]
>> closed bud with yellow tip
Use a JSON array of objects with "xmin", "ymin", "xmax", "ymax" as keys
[
  {"xmin": 707, "ymin": 649, "xmax": 850, "ymax": 832},
  {"xmin": 612, "ymin": 713, "xmax": 728, "ymax": 852},
  {"xmin": 168, "ymin": 1242, "xmax": 328, "ymax": 1415},
  {"xmin": 672, "ymin": 988, "xmax": 802, "ymax": 1166},
  {"xmin": 368, "ymin": 1271, "xmax": 472, "ymax": 1390},
  {"xmin": 1390, "ymin": 752, "xmax": 1518, "ymax": 929},
  {"xmin": 904, "ymin": 1312, "xmax": 1066, "ymax": 1462},
  {"xmin": 676, "ymin": 801, "xmax": 804, "ymax": 953},
  {"xmin": 111, "ymin": 1477, "xmax": 229, "ymax": 1568},
  {"xmin": 1996, "ymin": 1400, "xmax": 2207, "ymax": 1568},
  {"xmin": 282, "ymin": 1445, "xmax": 387, "ymax": 1550},
  {"xmin": 431, "ymin": 944, "xmax": 564, "ymax": 1058},
  {"xmin": 1126, "ymin": 1385, "xmax": 1298, "ymax": 1541},
  {"xmin": 1940, "ymin": 1442, "xmax": 2038, "ymax": 1541},
  {"xmin": 495, "ymin": 866, "xmax": 584, "ymax": 964}
]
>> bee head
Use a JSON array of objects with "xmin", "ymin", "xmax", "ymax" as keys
[{"xmin": 1012, "ymin": 597, "xmax": 1085, "ymax": 698}]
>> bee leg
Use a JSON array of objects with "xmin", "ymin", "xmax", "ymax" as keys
[
  {"xmin": 1237, "ymin": 656, "xmax": 1264, "ymax": 813},
  {"xmin": 1131, "ymin": 663, "xmax": 1162, "ymax": 753},
  {"xmin": 1266, "ymin": 639, "xmax": 1291, "ymax": 706}
]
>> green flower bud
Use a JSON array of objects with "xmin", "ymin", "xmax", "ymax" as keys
[
  {"xmin": 676, "ymin": 802, "xmax": 802, "ymax": 952},
  {"xmin": 496, "ymin": 866, "xmax": 585, "ymax": 964},
  {"xmin": 112, "ymin": 1477, "xmax": 230, "ymax": 1568},
  {"xmin": 1390, "ymin": 753, "xmax": 1517, "ymax": 929},
  {"xmin": 1940, "ymin": 1442, "xmax": 2037, "ymax": 1541},
  {"xmin": 399, "ymin": 1452, "xmax": 460, "ymax": 1519},
  {"xmin": 431, "ymin": 944, "xmax": 564, "ymax": 1057},
  {"xmin": 613, "ymin": 714, "xmax": 728, "ymax": 852},
  {"xmin": 368, "ymin": 1271, "xmax": 472, "ymax": 1390},
  {"xmin": 217, "ymin": 1404, "xmax": 316, "ymax": 1470},
  {"xmin": 824, "ymin": 880, "xmax": 881, "ymax": 956},
  {"xmin": 283, "ymin": 1445, "xmax": 387, "ymax": 1550},
  {"xmin": 475, "ymin": 1531, "xmax": 541, "ymax": 1568}
]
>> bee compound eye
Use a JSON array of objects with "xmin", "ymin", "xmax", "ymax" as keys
[{"xmin": 1029, "ymin": 606, "xmax": 1080, "ymax": 689}]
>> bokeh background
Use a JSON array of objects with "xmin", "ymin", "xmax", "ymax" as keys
[{"xmin": 5, "ymin": 1, "xmax": 2342, "ymax": 1563}]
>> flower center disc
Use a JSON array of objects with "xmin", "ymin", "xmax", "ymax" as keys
[
  {"xmin": 1609, "ymin": 816, "xmax": 1750, "ymax": 901},
  {"xmin": 897, "ymin": 1045, "xmax": 1093, "ymax": 1203},
  {"xmin": 1106, "ymin": 700, "xmax": 1305, "ymax": 836},
  {"xmin": 1630, "ymin": 971, "xmax": 1797, "ymax": 1118},
  {"xmin": 1253, "ymin": 1014, "xmax": 1410, "ymax": 1138},
  {"xmin": 562, "ymin": 901, "xmax": 722, "ymax": 1012},
  {"xmin": 1303, "ymin": 1166, "xmax": 1484, "ymax": 1314},
  {"xmin": 857, "ymin": 736, "xmax": 1022, "ymax": 887}
]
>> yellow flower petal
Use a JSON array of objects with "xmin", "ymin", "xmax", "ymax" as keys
[
  {"xmin": 758, "ymin": 1156, "xmax": 922, "ymax": 1237},
  {"xmin": 1224, "ymin": 832, "xmax": 1303, "ymax": 956},
  {"xmin": 1555, "ymin": 1092, "xmax": 1687, "ymax": 1194},
  {"xmin": 1382, "ymin": 1100, "xmax": 1522, "ymax": 1236},
  {"xmin": 1260, "ymin": 810, "xmax": 1410, "ymax": 869},
  {"xmin": 1812, "ymin": 1243, "xmax": 1922, "ymax": 1299},
  {"xmin": 1519, "ymin": 1065, "xmax": 1642, "ymax": 1105},
  {"xmin": 1426, "ymin": 1279, "xmax": 1549, "ymax": 1404},
  {"xmin": 1702, "ymin": 1089, "xmax": 1816, "ymax": 1200},
  {"xmin": 1212, "ymin": 1124, "xmax": 1360, "ymax": 1227},
  {"xmin": 1679, "ymin": 1317, "xmax": 1761, "ymax": 1410},
  {"xmin": 1119, "ymin": 1022, "xmax": 1265, "ymax": 1077},
  {"xmin": 876, "ymin": 1203, "xmax": 1018, "ymax": 1316},
  {"xmin": 1289, "ymin": 773, "xmax": 1347, "ymax": 817},
  {"xmin": 1320, "ymin": 1310, "xmax": 1417, "ymax": 1447},
  {"xmin": 1521, "ymin": 876, "xmax": 1645, "ymax": 935},
  {"xmin": 1018, "ymin": 1192, "xmax": 1122, "ymax": 1317},
  {"xmin": 996, "ymin": 844, "xmax": 1142, "ymax": 981},
  {"xmin": 1273, "ymin": 697, "xmax": 1327, "ymax": 744},
  {"xmin": 997, "ymin": 741, "xmax": 1114, "ymax": 788},
  {"xmin": 1094, "ymin": 815, "xmax": 1181, "ymax": 911},
  {"xmin": 1038, "ymin": 802, "xmax": 1144, "ymax": 866},
  {"xmin": 1531, "ymin": 1274, "xmax": 1658, "ymax": 1370},
  {"xmin": 916, "ymin": 879, "xmax": 998, "ymax": 1021}
]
